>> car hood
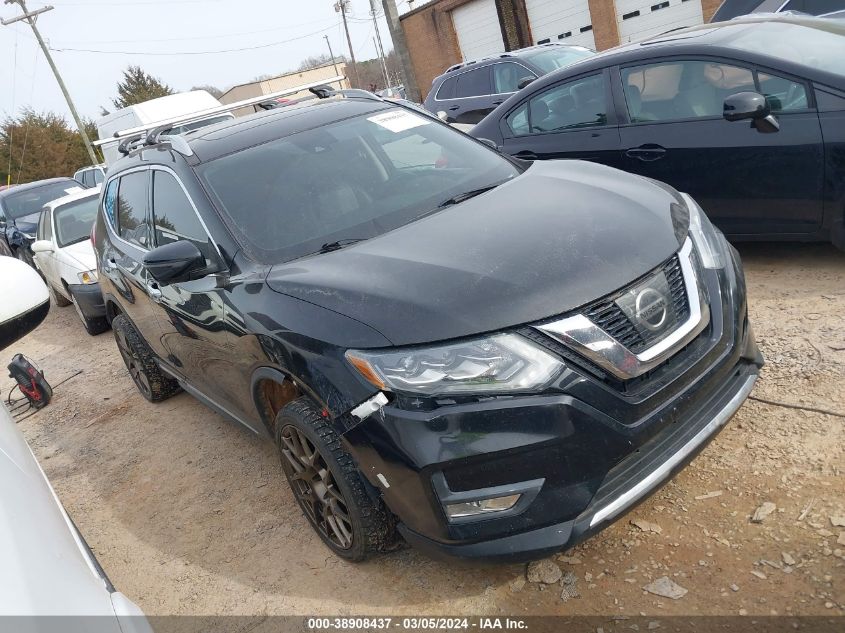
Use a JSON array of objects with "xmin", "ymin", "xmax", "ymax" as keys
[
  {"xmin": 266, "ymin": 160, "xmax": 687, "ymax": 347},
  {"xmin": 59, "ymin": 240, "xmax": 97, "ymax": 273}
]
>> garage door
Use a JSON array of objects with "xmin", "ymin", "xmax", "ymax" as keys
[
  {"xmin": 452, "ymin": 0, "xmax": 505, "ymax": 61},
  {"xmin": 524, "ymin": 0, "xmax": 597, "ymax": 50},
  {"xmin": 616, "ymin": 0, "xmax": 704, "ymax": 44}
]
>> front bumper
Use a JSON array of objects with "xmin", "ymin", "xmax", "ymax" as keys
[
  {"xmin": 342, "ymin": 245, "xmax": 762, "ymax": 562},
  {"xmin": 68, "ymin": 283, "xmax": 106, "ymax": 319}
]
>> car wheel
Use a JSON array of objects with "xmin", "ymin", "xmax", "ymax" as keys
[
  {"xmin": 111, "ymin": 314, "xmax": 180, "ymax": 402},
  {"xmin": 275, "ymin": 398, "xmax": 395, "ymax": 561},
  {"xmin": 49, "ymin": 283, "xmax": 72, "ymax": 307},
  {"xmin": 72, "ymin": 294, "xmax": 108, "ymax": 335}
]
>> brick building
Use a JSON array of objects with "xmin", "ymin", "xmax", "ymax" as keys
[{"xmin": 397, "ymin": 0, "xmax": 723, "ymax": 99}]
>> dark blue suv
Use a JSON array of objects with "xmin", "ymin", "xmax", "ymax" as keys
[{"xmin": 422, "ymin": 43, "xmax": 594, "ymax": 125}]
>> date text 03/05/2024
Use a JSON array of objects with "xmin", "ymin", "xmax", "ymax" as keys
[{"xmin": 306, "ymin": 617, "xmax": 528, "ymax": 630}]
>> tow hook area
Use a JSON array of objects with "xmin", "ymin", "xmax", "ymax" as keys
[{"xmin": 350, "ymin": 392, "xmax": 389, "ymax": 421}]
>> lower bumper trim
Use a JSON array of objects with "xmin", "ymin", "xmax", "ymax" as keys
[{"xmin": 588, "ymin": 373, "xmax": 757, "ymax": 528}]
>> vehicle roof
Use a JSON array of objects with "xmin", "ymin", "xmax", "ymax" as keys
[
  {"xmin": 0, "ymin": 177, "xmax": 78, "ymax": 200},
  {"xmin": 441, "ymin": 42, "xmax": 591, "ymax": 75},
  {"xmin": 109, "ymin": 96, "xmax": 395, "ymax": 168},
  {"xmin": 45, "ymin": 185, "xmax": 101, "ymax": 213},
  {"xmin": 511, "ymin": 14, "xmax": 844, "ymax": 94}
]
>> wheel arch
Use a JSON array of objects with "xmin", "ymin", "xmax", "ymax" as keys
[{"xmin": 251, "ymin": 366, "xmax": 324, "ymax": 436}]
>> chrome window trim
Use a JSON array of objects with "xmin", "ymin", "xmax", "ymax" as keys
[
  {"xmin": 588, "ymin": 373, "xmax": 757, "ymax": 528},
  {"xmin": 535, "ymin": 238, "xmax": 710, "ymax": 380}
]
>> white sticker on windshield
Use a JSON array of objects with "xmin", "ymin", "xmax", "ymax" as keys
[{"xmin": 367, "ymin": 110, "xmax": 430, "ymax": 133}]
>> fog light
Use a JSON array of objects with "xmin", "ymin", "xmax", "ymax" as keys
[{"xmin": 445, "ymin": 494, "xmax": 521, "ymax": 519}]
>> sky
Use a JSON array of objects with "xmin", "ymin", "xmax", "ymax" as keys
[{"xmin": 0, "ymin": 0, "xmax": 398, "ymax": 122}]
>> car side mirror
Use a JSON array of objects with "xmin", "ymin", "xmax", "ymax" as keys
[
  {"xmin": 723, "ymin": 91, "xmax": 779, "ymax": 133},
  {"xmin": 0, "ymin": 256, "xmax": 49, "ymax": 350},
  {"xmin": 142, "ymin": 240, "xmax": 205, "ymax": 285},
  {"xmin": 517, "ymin": 76, "xmax": 536, "ymax": 90},
  {"xmin": 31, "ymin": 240, "xmax": 53, "ymax": 254}
]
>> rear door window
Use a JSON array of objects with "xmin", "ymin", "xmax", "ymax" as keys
[
  {"xmin": 455, "ymin": 67, "xmax": 492, "ymax": 98},
  {"xmin": 115, "ymin": 171, "xmax": 150, "ymax": 249},
  {"xmin": 492, "ymin": 62, "xmax": 532, "ymax": 95},
  {"xmin": 436, "ymin": 76, "xmax": 457, "ymax": 100}
]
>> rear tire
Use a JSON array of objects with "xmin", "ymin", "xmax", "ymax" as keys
[
  {"xmin": 49, "ymin": 283, "xmax": 72, "ymax": 307},
  {"xmin": 73, "ymin": 294, "xmax": 109, "ymax": 335},
  {"xmin": 274, "ymin": 397, "xmax": 395, "ymax": 561},
  {"xmin": 112, "ymin": 314, "xmax": 180, "ymax": 402}
]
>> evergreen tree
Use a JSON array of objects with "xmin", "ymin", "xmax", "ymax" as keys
[{"xmin": 112, "ymin": 66, "xmax": 173, "ymax": 109}]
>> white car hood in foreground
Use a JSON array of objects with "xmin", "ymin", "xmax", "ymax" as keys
[{"xmin": 0, "ymin": 405, "xmax": 149, "ymax": 627}]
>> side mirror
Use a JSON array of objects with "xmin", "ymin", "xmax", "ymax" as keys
[
  {"xmin": 436, "ymin": 111, "xmax": 449, "ymax": 122},
  {"xmin": 517, "ymin": 76, "xmax": 536, "ymax": 90},
  {"xmin": 142, "ymin": 241, "xmax": 205, "ymax": 285},
  {"xmin": 0, "ymin": 256, "xmax": 49, "ymax": 350},
  {"xmin": 724, "ymin": 91, "xmax": 779, "ymax": 133},
  {"xmin": 31, "ymin": 240, "xmax": 53, "ymax": 254}
]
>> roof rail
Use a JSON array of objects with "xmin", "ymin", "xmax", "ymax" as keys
[
  {"xmin": 309, "ymin": 85, "xmax": 383, "ymax": 102},
  {"xmin": 94, "ymin": 75, "xmax": 346, "ymax": 148}
]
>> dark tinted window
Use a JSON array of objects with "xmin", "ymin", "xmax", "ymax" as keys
[
  {"xmin": 492, "ymin": 62, "xmax": 532, "ymax": 94},
  {"xmin": 199, "ymin": 108, "xmax": 519, "ymax": 264},
  {"xmin": 455, "ymin": 67, "xmax": 491, "ymax": 98},
  {"xmin": 116, "ymin": 171, "xmax": 150, "ymax": 249},
  {"xmin": 508, "ymin": 73, "xmax": 607, "ymax": 135},
  {"xmin": 55, "ymin": 196, "xmax": 98, "ymax": 248},
  {"xmin": 781, "ymin": 0, "xmax": 842, "ymax": 14},
  {"xmin": 436, "ymin": 76, "xmax": 457, "ymax": 100},
  {"xmin": 152, "ymin": 171, "xmax": 211, "ymax": 261}
]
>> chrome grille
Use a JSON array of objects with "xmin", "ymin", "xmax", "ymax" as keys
[{"xmin": 583, "ymin": 256, "xmax": 690, "ymax": 354}]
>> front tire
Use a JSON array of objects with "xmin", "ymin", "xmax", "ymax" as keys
[
  {"xmin": 274, "ymin": 398, "xmax": 395, "ymax": 561},
  {"xmin": 112, "ymin": 314, "xmax": 180, "ymax": 402}
]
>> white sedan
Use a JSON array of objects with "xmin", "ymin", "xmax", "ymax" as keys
[{"xmin": 31, "ymin": 187, "xmax": 109, "ymax": 335}]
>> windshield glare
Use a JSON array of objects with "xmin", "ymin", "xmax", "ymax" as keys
[
  {"xmin": 199, "ymin": 108, "xmax": 520, "ymax": 264},
  {"xmin": 524, "ymin": 46, "xmax": 595, "ymax": 74},
  {"xmin": 5, "ymin": 181, "xmax": 81, "ymax": 220},
  {"xmin": 55, "ymin": 196, "xmax": 99, "ymax": 248},
  {"xmin": 729, "ymin": 23, "xmax": 844, "ymax": 74}
]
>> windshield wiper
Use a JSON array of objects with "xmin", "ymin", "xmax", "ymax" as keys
[
  {"xmin": 437, "ymin": 182, "xmax": 505, "ymax": 209},
  {"xmin": 319, "ymin": 238, "xmax": 367, "ymax": 253}
]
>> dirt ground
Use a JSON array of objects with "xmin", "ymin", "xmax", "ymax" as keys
[{"xmin": 6, "ymin": 243, "xmax": 844, "ymax": 617}]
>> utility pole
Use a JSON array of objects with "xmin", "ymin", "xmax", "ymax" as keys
[
  {"xmin": 323, "ymin": 35, "xmax": 344, "ymax": 91},
  {"xmin": 2, "ymin": 0, "xmax": 98, "ymax": 166},
  {"xmin": 369, "ymin": 0, "xmax": 390, "ymax": 90},
  {"xmin": 380, "ymin": 0, "xmax": 420, "ymax": 102},
  {"xmin": 334, "ymin": 0, "xmax": 359, "ymax": 89}
]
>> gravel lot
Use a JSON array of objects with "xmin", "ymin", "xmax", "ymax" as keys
[{"xmin": 6, "ymin": 243, "xmax": 844, "ymax": 617}]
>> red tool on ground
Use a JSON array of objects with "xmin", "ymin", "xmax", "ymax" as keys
[{"xmin": 7, "ymin": 354, "xmax": 52, "ymax": 410}]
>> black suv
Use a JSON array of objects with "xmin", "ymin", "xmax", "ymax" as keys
[
  {"xmin": 94, "ymin": 93, "xmax": 762, "ymax": 562},
  {"xmin": 423, "ymin": 43, "xmax": 594, "ymax": 125}
]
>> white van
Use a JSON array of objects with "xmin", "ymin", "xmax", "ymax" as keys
[{"xmin": 96, "ymin": 90, "xmax": 234, "ymax": 165}]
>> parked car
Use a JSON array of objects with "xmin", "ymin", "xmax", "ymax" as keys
[
  {"xmin": 423, "ymin": 43, "xmax": 595, "ymax": 125},
  {"xmin": 74, "ymin": 164, "xmax": 106, "ymax": 189},
  {"xmin": 94, "ymin": 92, "xmax": 761, "ymax": 562},
  {"xmin": 471, "ymin": 14, "xmax": 845, "ymax": 249},
  {"xmin": 710, "ymin": 0, "xmax": 844, "ymax": 21},
  {"xmin": 0, "ymin": 178, "xmax": 84, "ymax": 267},
  {"xmin": 0, "ymin": 256, "xmax": 151, "ymax": 626},
  {"xmin": 31, "ymin": 187, "xmax": 109, "ymax": 335}
]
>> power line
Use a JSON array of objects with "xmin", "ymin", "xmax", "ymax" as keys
[{"xmin": 49, "ymin": 23, "xmax": 339, "ymax": 55}]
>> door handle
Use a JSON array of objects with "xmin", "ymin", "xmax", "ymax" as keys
[
  {"xmin": 448, "ymin": 106, "xmax": 460, "ymax": 111},
  {"xmin": 515, "ymin": 150, "xmax": 538, "ymax": 160},
  {"xmin": 491, "ymin": 100, "xmax": 503, "ymax": 106},
  {"xmin": 625, "ymin": 145, "xmax": 666, "ymax": 162},
  {"xmin": 146, "ymin": 279, "xmax": 162, "ymax": 301}
]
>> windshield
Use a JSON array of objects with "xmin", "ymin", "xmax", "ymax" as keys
[
  {"xmin": 198, "ymin": 107, "xmax": 520, "ymax": 264},
  {"xmin": 5, "ymin": 181, "xmax": 81, "ymax": 220},
  {"xmin": 54, "ymin": 196, "xmax": 99, "ymax": 248},
  {"xmin": 523, "ymin": 46, "xmax": 595, "ymax": 74},
  {"xmin": 729, "ymin": 22, "xmax": 845, "ymax": 74}
]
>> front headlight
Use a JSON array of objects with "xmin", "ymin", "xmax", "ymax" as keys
[
  {"xmin": 77, "ymin": 270, "xmax": 98, "ymax": 284},
  {"xmin": 346, "ymin": 334, "xmax": 563, "ymax": 396},
  {"xmin": 682, "ymin": 193, "xmax": 724, "ymax": 269}
]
